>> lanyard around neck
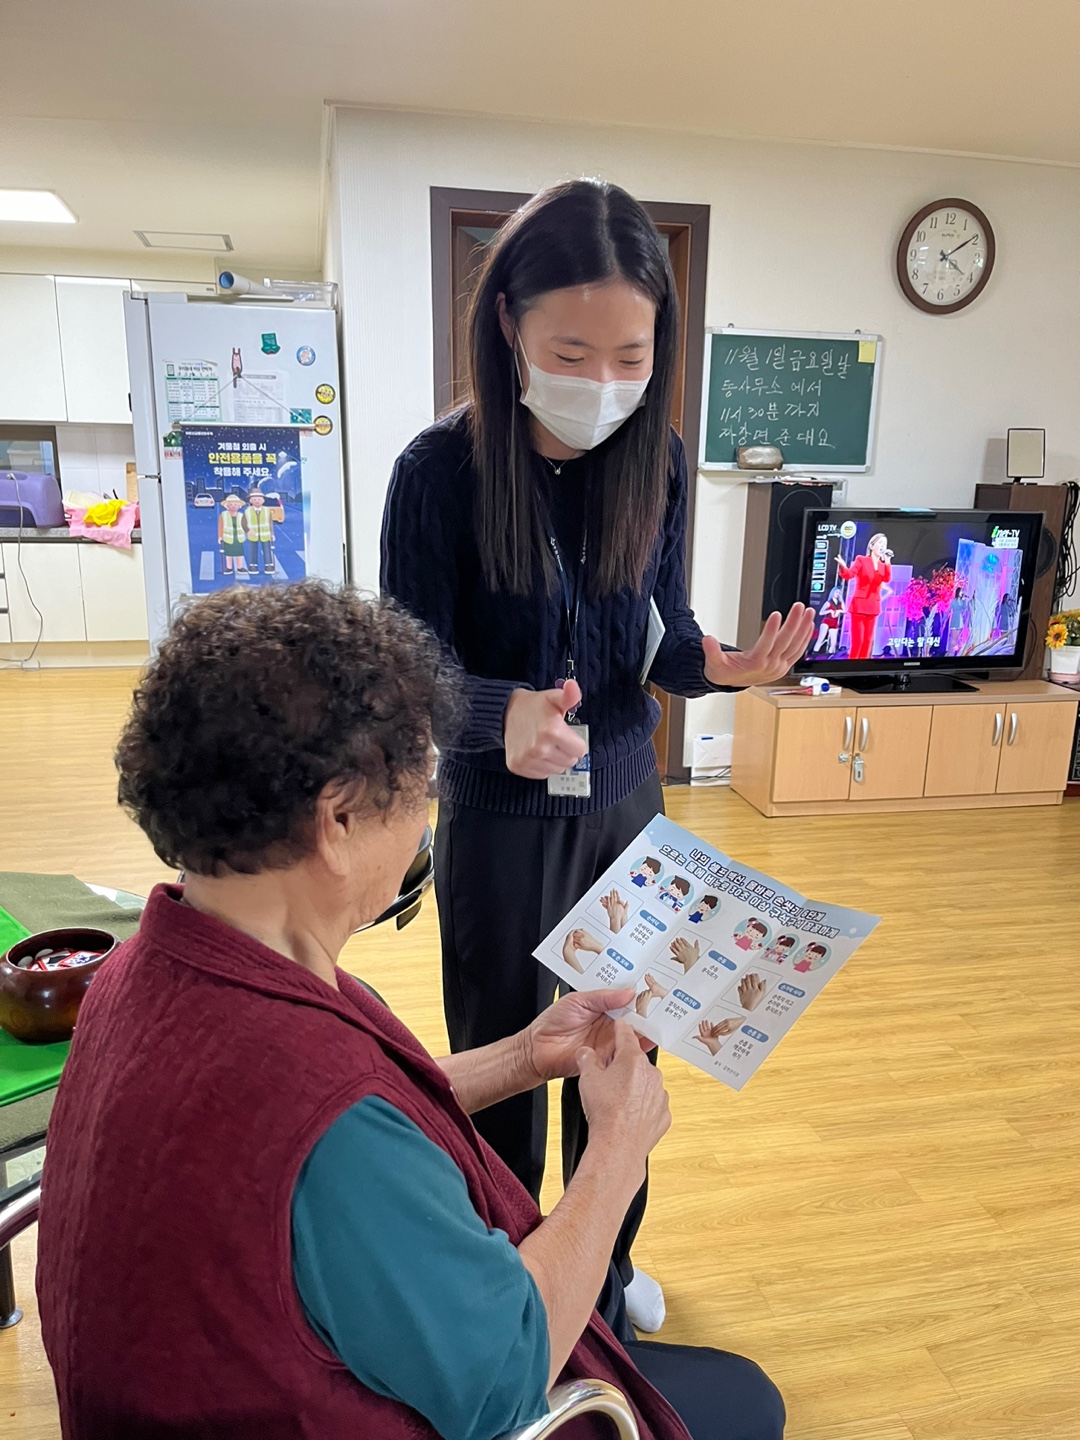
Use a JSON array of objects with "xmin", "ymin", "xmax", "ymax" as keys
[{"xmin": 548, "ymin": 522, "xmax": 588, "ymax": 721}]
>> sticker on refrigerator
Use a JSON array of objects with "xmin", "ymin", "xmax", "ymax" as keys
[
  {"xmin": 164, "ymin": 360, "xmax": 221, "ymax": 422},
  {"xmin": 315, "ymin": 383, "xmax": 336, "ymax": 404},
  {"xmin": 178, "ymin": 426, "xmax": 306, "ymax": 594},
  {"xmin": 296, "ymin": 346, "xmax": 316, "ymax": 366},
  {"xmin": 313, "ymin": 415, "xmax": 333, "ymax": 436}
]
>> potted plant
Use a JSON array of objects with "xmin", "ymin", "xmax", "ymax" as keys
[{"xmin": 1046, "ymin": 610, "xmax": 1080, "ymax": 677}]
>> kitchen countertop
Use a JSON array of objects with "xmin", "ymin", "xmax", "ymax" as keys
[{"xmin": 0, "ymin": 527, "xmax": 141, "ymax": 544}]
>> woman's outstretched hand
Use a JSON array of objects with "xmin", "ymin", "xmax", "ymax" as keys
[{"xmin": 702, "ymin": 604, "xmax": 816, "ymax": 687}]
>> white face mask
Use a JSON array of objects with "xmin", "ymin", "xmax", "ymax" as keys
[{"xmin": 516, "ymin": 342, "xmax": 651, "ymax": 452}]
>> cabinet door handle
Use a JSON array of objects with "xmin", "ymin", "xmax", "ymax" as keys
[
  {"xmin": 842, "ymin": 716, "xmax": 854, "ymax": 751},
  {"xmin": 992, "ymin": 712, "xmax": 1003, "ymax": 747},
  {"xmin": 1007, "ymin": 711, "xmax": 1019, "ymax": 746},
  {"xmin": 858, "ymin": 716, "xmax": 869, "ymax": 752}
]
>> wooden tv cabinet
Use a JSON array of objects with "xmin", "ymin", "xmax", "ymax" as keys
[{"xmin": 731, "ymin": 681, "xmax": 1079, "ymax": 818}]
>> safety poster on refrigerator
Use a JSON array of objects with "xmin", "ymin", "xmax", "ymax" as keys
[{"xmin": 145, "ymin": 301, "xmax": 345, "ymax": 607}]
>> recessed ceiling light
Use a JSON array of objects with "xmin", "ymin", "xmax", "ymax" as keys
[
  {"xmin": 0, "ymin": 190, "xmax": 77, "ymax": 224},
  {"xmin": 135, "ymin": 230, "xmax": 233, "ymax": 251}
]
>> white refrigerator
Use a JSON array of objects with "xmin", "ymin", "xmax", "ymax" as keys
[{"xmin": 124, "ymin": 293, "xmax": 347, "ymax": 648}]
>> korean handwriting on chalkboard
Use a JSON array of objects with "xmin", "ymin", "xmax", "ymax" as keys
[{"xmin": 724, "ymin": 345, "xmax": 851, "ymax": 380}]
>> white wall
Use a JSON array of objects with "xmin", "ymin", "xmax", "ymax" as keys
[
  {"xmin": 327, "ymin": 107, "xmax": 1080, "ymax": 749},
  {"xmin": 56, "ymin": 423, "xmax": 135, "ymax": 498},
  {"xmin": 0, "ymin": 246, "xmax": 321, "ymax": 285}
]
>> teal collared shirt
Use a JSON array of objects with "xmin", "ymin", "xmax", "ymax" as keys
[{"xmin": 291, "ymin": 1096, "xmax": 550, "ymax": 1440}]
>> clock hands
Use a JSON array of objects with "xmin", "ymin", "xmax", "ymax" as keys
[
  {"xmin": 942, "ymin": 234, "xmax": 979, "ymax": 260},
  {"xmin": 939, "ymin": 252, "xmax": 962, "ymax": 273}
]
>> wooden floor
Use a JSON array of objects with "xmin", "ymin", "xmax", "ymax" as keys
[{"xmin": 2, "ymin": 666, "xmax": 1079, "ymax": 1439}]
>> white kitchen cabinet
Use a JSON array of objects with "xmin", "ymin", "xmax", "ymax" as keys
[
  {"xmin": 0, "ymin": 275, "xmax": 67, "ymax": 422},
  {"xmin": 1, "ymin": 542, "xmax": 86, "ymax": 642},
  {"xmin": 0, "ymin": 561, "xmax": 10, "ymax": 643},
  {"xmin": 78, "ymin": 542, "xmax": 148, "ymax": 641},
  {"xmin": 55, "ymin": 279, "xmax": 132, "ymax": 425}
]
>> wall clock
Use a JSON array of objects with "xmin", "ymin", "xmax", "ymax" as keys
[{"xmin": 896, "ymin": 199, "xmax": 995, "ymax": 314}]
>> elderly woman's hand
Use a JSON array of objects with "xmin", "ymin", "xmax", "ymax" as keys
[{"xmin": 524, "ymin": 989, "xmax": 652, "ymax": 1084}]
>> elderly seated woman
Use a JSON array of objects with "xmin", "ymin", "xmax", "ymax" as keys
[{"xmin": 36, "ymin": 583, "xmax": 784, "ymax": 1440}]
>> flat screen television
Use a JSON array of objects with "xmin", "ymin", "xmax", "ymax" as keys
[{"xmin": 794, "ymin": 508, "xmax": 1043, "ymax": 692}]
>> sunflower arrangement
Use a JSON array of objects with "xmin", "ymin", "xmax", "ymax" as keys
[{"xmin": 1046, "ymin": 610, "xmax": 1080, "ymax": 648}]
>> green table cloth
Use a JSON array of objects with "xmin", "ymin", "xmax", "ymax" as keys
[
  {"xmin": 0, "ymin": 874, "xmax": 144, "ymax": 1107},
  {"xmin": 0, "ymin": 1028, "xmax": 70, "ymax": 1108}
]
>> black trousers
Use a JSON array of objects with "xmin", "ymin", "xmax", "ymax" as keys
[
  {"xmin": 592, "ymin": 1266, "xmax": 785, "ymax": 1440},
  {"xmin": 436, "ymin": 771, "xmax": 665, "ymax": 1285},
  {"xmin": 629, "ymin": 1341, "xmax": 786, "ymax": 1440}
]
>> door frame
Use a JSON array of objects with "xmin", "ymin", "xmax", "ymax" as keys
[{"xmin": 429, "ymin": 186, "xmax": 710, "ymax": 782}]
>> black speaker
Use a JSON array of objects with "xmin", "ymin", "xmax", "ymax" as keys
[{"xmin": 736, "ymin": 482, "xmax": 835, "ymax": 650}]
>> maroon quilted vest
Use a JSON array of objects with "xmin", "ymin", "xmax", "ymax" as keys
[{"xmin": 37, "ymin": 886, "xmax": 690, "ymax": 1440}]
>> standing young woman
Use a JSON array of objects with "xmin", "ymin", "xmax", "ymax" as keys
[{"xmin": 381, "ymin": 179, "xmax": 813, "ymax": 1332}]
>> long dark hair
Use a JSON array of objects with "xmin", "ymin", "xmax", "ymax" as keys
[{"xmin": 465, "ymin": 179, "xmax": 678, "ymax": 596}]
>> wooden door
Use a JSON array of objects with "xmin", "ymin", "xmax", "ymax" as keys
[
  {"xmin": 772, "ymin": 707, "xmax": 855, "ymax": 802},
  {"xmin": 995, "ymin": 702, "xmax": 1079, "ymax": 793},
  {"xmin": 923, "ymin": 703, "xmax": 1004, "ymax": 797},
  {"xmin": 849, "ymin": 705, "xmax": 932, "ymax": 801},
  {"xmin": 430, "ymin": 188, "xmax": 710, "ymax": 782}
]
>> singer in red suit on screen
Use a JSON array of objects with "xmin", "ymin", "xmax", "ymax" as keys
[{"xmin": 836, "ymin": 533, "xmax": 893, "ymax": 659}]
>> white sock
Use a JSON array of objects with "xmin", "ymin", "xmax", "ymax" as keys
[{"xmin": 624, "ymin": 1267, "xmax": 666, "ymax": 1333}]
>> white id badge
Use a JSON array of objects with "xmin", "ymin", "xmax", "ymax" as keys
[
  {"xmin": 640, "ymin": 598, "xmax": 666, "ymax": 684},
  {"xmin": 547, "ymin": 723, "xmax": 591, "ymax": 798}
]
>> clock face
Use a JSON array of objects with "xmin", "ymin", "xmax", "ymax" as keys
[{"xmin": 897, "ymin": 199, "xmax": 996, "ymax": 314}]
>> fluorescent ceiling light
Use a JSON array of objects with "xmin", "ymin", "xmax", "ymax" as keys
[
  {"xmin": 135, "ymin": 230, "xmax": 233, "ymax": 251},
  {"xmin": 0, "ymin": 189, "xmax": 77, "ymax": 223}
]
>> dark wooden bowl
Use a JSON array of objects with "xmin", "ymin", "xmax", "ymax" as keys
[{"xmin": 0, "ymin": 928, "xmax": 118, "ymax": 1044}]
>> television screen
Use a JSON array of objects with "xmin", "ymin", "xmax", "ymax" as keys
[{"xmin": 796, "ymin": 509, "xmax": 1043, "ymax": 672}]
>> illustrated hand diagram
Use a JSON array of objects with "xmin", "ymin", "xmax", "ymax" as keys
[
  {"xmin": 693, "ymin": 1016, "xmax": 742, "ymax": 1056},
  {"xmin": 635, "ymin": 972, "xmax": 670, "ymax": 1017},
  {"xmin": 669, "ymin": 936, "xmax": 701, "ymax": 973},
  {"xmin": 600, "ymin": 888, "xmax": 629, "ymax": 934},
  {"xmin": 562, "ymin": 929, "xmax": 587, "ymax": 973},
  {"xmin": 562, "ymin": 928, "xmax": 605, "ymax": 974},
  {"xmin": 737, "ymin": 973, "xmax": 767, "ymax": 1011}
]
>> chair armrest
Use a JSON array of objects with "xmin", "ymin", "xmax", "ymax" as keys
[
  {"xmin": 497, "ymin": 1379, "xmax": 640, "ymax": 1440},
  {"xmin": 0, "ymin": 1183, "xmax": 40, "ymax": 1249}
]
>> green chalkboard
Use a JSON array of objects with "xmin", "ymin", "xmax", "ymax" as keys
[{"xmin": 699, "ymin": 330, "xmax": 882, "ymax": 471}]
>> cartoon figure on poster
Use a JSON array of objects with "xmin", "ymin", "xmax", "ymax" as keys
[
  {"xmin": 793, "ymin": 941, "xmax": 831, "ymax": 974},
  {"xmin": 761, "ymin": 933, "xmax": 798, "ymax": 965},
  {"xmin": 179, "ymin": 426, "xmax": 306, "ymax": 594},
  {"xmin": 657, "ymin": 875, "xmax": 692, "ymax": 913},
  {"xmin": 629, "ymin": 856, "xmax": 662, "ymax": 889},
  {"xmin": 217, "ymin": 493, "xmax": 247, "ymax": 576},
  {"xmin": 244, "ymin": 489, "xmax": 285, "ymax": 575},
  {"xmin": 686, "ymin": 894, "xmax": 720, "ymax": 925},
  {"xmin": 733, "ymin": 917, "xmax": 770, "ymax": 953}
]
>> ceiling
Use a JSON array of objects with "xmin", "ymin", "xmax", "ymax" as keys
[{"xmin": 2, "ymin": 0, "xmax": 1079, "ymax": 272}]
